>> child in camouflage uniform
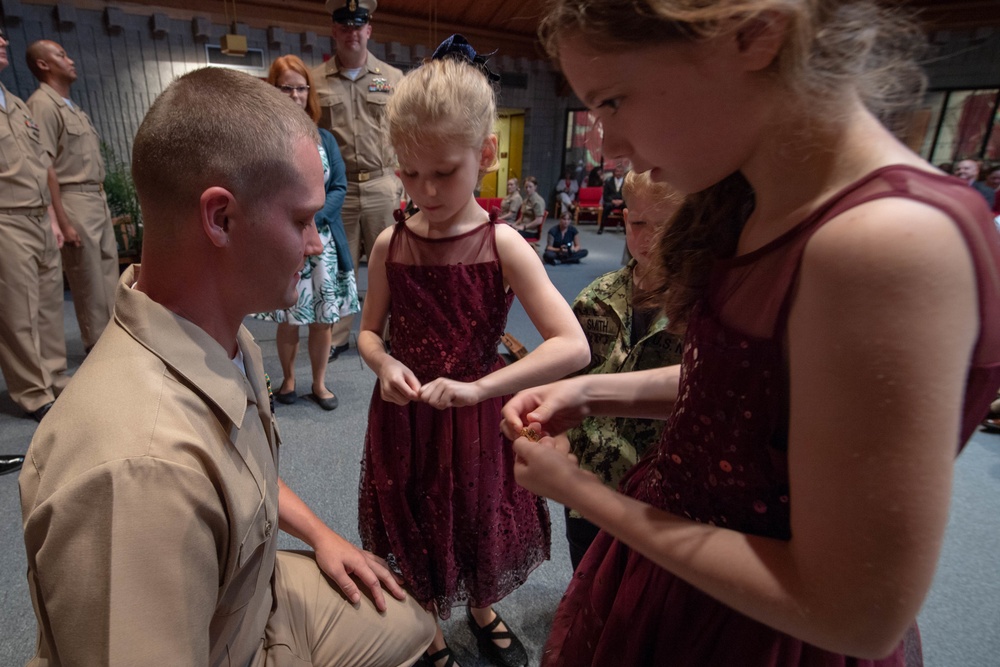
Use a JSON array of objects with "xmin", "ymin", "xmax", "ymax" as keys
[{"xmin": 563, "ymin": 171, "xmax": 685, "ymax": 569}]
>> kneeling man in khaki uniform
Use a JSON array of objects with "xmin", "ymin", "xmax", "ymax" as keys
[{"xmin": 19, "ymin": 67, "xmax": 434, "ymax": 666}]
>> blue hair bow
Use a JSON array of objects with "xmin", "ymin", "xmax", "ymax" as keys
[{"xmin": 431, "ymin": 34, "xmax": 501, "ymax": 84}]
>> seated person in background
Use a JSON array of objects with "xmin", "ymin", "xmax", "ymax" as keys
[
  {"xmin": 587, "ymin": 163, "xmax": 604, "ymax": 187},
  {"xmin": 954, "ymin": 158, "xmax": 996, "ymax": 209},
  {"xmin": 543, "ymin": 209, "xmax": 589, "ymax": 264},
  {"xmin": 498, "ymin": 176, "xmax": 522, "ymax": 223},
  {"xmin": 601, "ymin": 162, "xmax": 627, "ymax": 229},
  {"xmin": 986, "ymin": 166, "xmax": 1000, "ymax": 214},
  {"xmin": 556, "ymin": 168, "xmax": 579, "ymax": 213},
  {"xmin": 562, "ymin": 170, "xmax": 684, "ymax": 569},
  {"xmin": 514, "ymin": 175, "xmax": 546, "ymax": 238},
  {"xmin": 19, "ymin": 67, "xmax": 435, "ymax": 666}
]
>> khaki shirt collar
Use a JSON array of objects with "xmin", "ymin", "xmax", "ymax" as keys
[
  {"xmin": 38, "ymin": 82, "xmax": 71, "ymax": 110},
  {"xmin": 113, "ymin": 265, "xmax": 263, "ymax": 430},
  {"xmin": 326, "ymin": 52, "xmax": 380, "ymax": 78}
]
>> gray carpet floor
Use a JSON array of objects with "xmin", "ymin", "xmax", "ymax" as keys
[{"xmin": 0, "ymin": 226, "xmax": 997, "ymax": 666}]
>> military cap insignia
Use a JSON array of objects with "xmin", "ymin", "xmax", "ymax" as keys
[{"xmin": 348, "ymin": 0, "xmax": 357, "ymax": 11}]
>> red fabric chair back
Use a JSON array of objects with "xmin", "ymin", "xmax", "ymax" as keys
[{"xmin": 575, "ymin": 187, "xmax": 603, "ymax": 225}]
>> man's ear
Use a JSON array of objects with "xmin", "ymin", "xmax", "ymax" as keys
[
  {"xmin": 481, "ymin": 134, "xmax": 499, "ymax": 172},
  {"xmin": 200, "ymin": 186, "xmax": 237, "ymax": 249},
  {"xmin": 623, "ymin": 207, "xmax": 630, "ymax": 224},
  {"xmin": 735, "ymin": 11, "xmax": 790, "ymax": 72}
]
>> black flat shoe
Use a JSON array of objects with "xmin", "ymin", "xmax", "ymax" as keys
[
  {"xmin": 29, "ymin": 402, "xmax": 54, "ymax": 423},
  {"xmin": 305, "ymin": 392, "xmax": 338, "ymax": 411},
  {"xmin": 0, "ymin": 455, "xmax": 25, "ymax": 476},
  {"xmin": 328, "ymin": 343, "xmax": 349, "ymax": 361},
  {"xmin": 419, "ymin": 645, "xmax": 458, "ymax": 667},
  {"xmin": 275, "ymin": 391, "xmax": 297, "ymax": 405},
  {"xmin": 466, "ymin": 606, "xmax": 527, "ymax": 667}
]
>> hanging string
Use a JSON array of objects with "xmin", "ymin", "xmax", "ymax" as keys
[
  {"xmin": 224, "ymin": 0, "xmax": 239, "ymax": 31},
  {"xmin": 428, "ymin": 0, "xmax": 439, "ymax": 58}
]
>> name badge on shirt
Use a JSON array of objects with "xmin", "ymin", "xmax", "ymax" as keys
[
  {"xmin": 369, "ymin": 77, "xmax": 392, "ymax": 93},
  {"xmin": 582, "ymin": 316, "xmax": 617, "ymax": 337}
]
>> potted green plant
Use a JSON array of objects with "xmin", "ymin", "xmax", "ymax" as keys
[{"xmin": 101, "ymin": 142, "xmax": 143, "ymax": 261}]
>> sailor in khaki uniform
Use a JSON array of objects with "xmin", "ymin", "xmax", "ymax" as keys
[
  {"xmin": 20, "ymin": 67, "xmax": 433, "ymax": 667},
  {"xmin": 0, "ymin": 29, "xmax": 68, "ymax": 421},
  {"xmin": 27, "ymin": 40, "xmax": 118, "ymax": 352},
  {"xmin": 313, "ymin": 0, "xmax": 403, "ymax": 357}
]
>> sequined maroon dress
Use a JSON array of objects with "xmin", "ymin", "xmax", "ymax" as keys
[
  {"xmin": 542, "ymin": 166, "xmax": 1000, "ymax": 666},
  {"xmin": 359, "ymin": 217, "xmax": 550, "ymax": 618}
]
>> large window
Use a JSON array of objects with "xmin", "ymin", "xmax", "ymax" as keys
[{"xmin": 919, "ymin": 88, "xmax": 1000, "ymax": 166}]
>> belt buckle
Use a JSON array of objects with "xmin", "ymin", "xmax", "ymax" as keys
[{"xmin": 358, "ymin": 171, "xmax": 370, "ymax": 183}]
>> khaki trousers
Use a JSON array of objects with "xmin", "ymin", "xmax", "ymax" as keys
[
  {"xmin": 60, "ymin": 190, "xmax": 118, "ymax": 349},
  {"xmin": 257, "ymin": 550, "xmax": 435, "ymax": 667},
  {"xmin": 0, "ymin": 211, "xmax": 68, "ymax": 412},
  {"xmin": 330, "ymin": 175, "xmax": 399, "ymax": 347}
]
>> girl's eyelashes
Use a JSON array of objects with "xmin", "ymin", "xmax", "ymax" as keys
[{"xmin": 597, "ymin": 97, "xmax": 621, "ymax": 112}]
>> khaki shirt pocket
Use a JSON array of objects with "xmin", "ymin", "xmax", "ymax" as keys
[
  {"xmin": 0, "ymin": 125, "xmax": 20, "ymax": 172},
  {"xmin": 365, "ymin": 91, "xmax": 389, "ymax": 120},
  {"xmin": 218, "ymin": 495, "xmax": 274, "ymax": 615},
  {"xmin": 63, "ymin": 114, "xmax": 89, "ymax": 155},
  {"xmin": 318, "ymin": 92, "xmax": 349, "ymax": 134}
]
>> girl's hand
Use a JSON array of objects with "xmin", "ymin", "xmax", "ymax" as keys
[
  {"xmin": 500, "ymin": 378, "xmax": 590, "ymax": 441},
  {"xmin": 378, "ymin": 358, "xmax": 421, "ymax": 405},
  {"xmin": 418, "ymin": 377, "xmax": 481, "ymax": 409},
  {"xmin": 512, "ymin": 429, "xmax": 596, "ymax": 505}
]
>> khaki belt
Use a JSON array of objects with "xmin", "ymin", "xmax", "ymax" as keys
[
  {"xmin": 0, "ymin": 206, "xmax": 47, "ymax": 216},
  {"xmin": 347, "ymin": 168, "xmax": 387, "ymax": 183},
  {"xmin": 61, "ymin": 182, "xmax": 104, "ymax": 193}
]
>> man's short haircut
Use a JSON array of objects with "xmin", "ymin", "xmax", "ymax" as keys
[
  {"xmin": 25, "ymin": 40, "xmax": 53, "ymax": 79},
  {"xmin": 131, "ymin": 67, "xmax": 319, "ymax": 227}
]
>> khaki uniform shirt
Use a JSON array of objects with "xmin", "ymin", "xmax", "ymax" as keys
[
  {"xmin": 21, "ymin": 265, "xmax": 280, "ymax": 666},
  {"xmin": 500, "ymin": 192, "xmax": 522, "ymax": 219},
  {"xmin": 0, "ymin": 83, "xmax": 49, "ymax": 208},
  {"xmin": 565, "ymin": 261, "xmax": 683, "ymax": 518},
  {"xmin": 522, "ymin": 192, "xmax": 546, "ymax": 223},
  {"xmin": 312, "ymin": 53, "xmax": 403, "ymax": 177},
  {"xmin": 27, "ymin": 82, "xmax": 106, "ymax": 185}
]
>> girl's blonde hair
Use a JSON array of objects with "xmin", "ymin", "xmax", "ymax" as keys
[
  {"xmin": 388, "ymin": 58, "xmax": 500, "ymax": 173},
  {"xmin": 540, "ymin": 0, "xmax": 927, "ymax": 333},
  {"xmin": 623, "ymin": 170, "xmax": 684, "ymax": 209}
]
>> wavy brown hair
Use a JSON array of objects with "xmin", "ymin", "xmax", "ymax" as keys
[{"xmin": 541, "ymin": 0, "xmax": 927, "ymax": 333}]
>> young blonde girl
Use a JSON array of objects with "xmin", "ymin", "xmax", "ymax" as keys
[
  {"xmin": 357, "ymin": 37, "xmax": 590, "ymax": 667},
  {"xmin": 502, "ymin": 1, "xmax": 1000, "ymax": 666}
]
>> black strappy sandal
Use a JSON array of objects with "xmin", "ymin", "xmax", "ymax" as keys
[
  {"xmin": 420, "ymin": 645, "xmax": 458, "ymax": 667},
  {"xmin": 466, "ymin": 606, "xmax": 528, "ymax": 667}
]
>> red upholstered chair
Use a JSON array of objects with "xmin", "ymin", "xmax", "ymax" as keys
[
  {"xmin": 598, "ymin": 209, "xmax": 624, "ymax": 234},
  {"xmin": 574, "ymin": 186, "xmax": 603, "ymax": 226},
  {"xmin": 475, "ymin": 197, "xmax": 504, "ymax": 214}
]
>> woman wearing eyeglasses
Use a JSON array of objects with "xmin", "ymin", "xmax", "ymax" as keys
[{"xmin": 257, "ymin": 55, "xmax": 359, "ymax": 410}]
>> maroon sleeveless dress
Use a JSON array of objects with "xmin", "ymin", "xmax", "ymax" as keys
[
  {"xmin": 542, "ymin": 166, "xmax": 1000, "ymax": 666},
  {"xmin": 358, "ymin": 217, "xmax": 550, "ymax": 618}
]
